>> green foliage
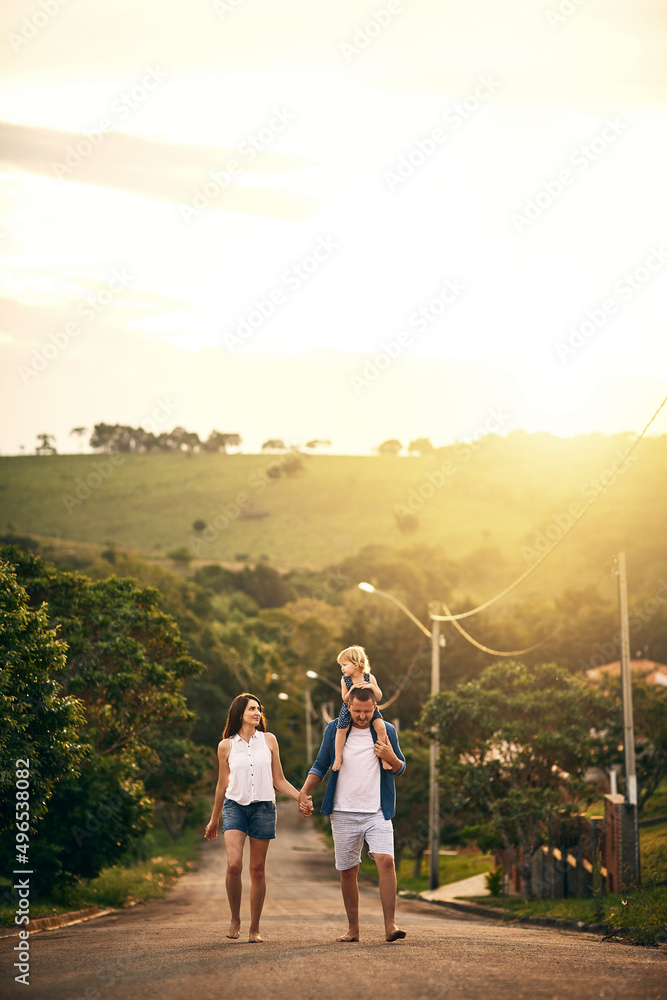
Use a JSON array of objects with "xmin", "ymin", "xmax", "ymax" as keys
[
  {"xmin": 0, "ymin": 823, "xmax": 202, "ymax": 924},
  {"xmin": 3, "ymin": 435, "xmax": 666, "ymax": 605},
  {"xmin": 422, "ymin": 661, "xmax": 615, "ymax": 899},
  {"xmin": 0, "ymin": 546, "xmax": 207, "ymax": 892},
  {"xmin": 28, "ymin": 755, "xmax": 152, "ymax": 896},
  {"xmin": 631, "ymin": 681, "xmax": 667, "ymax": 811},
  {"xmin": 0, "ymin": 558, "xmax": 88, "ymax": 832},
  {"xmin": 2, "ymin": 546, "xmax": 202, "ymax": 758},
  {"xmin": 467, "ymin": 884, "xmax": 667, "ymax": 944},
  {"xmin": 485, "ymin": 866, "xmax": 503, "ymax": 896},
  {"xmin": 390, "ymin": 849, "xmax": 494, "ymax": 893},
  {"xmin": 391, "ymin": 728, "xmax": 431, "ymax": 870},
  {"xmin": 167, "ymin": 546, "xmax": 192, "ymax": 564}
]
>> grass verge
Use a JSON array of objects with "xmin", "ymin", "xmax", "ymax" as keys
[
  {"xmin": 357, "ymin": 848, "xmax": 494, "ymax": 891},
  {"xmin": 0, "ymin": 825, "xmax": 201, "ymax": 927},
  {"xmin": 463, "ymin": 884, "xmax": 667, "ymax": 945}
]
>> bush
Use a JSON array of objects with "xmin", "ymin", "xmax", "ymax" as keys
[{"xmin": 485, "ymin": 866, "xmax": 503, "ymax": 896}]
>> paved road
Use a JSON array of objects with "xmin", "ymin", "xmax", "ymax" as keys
[{"xmin": 1, "ymin": 803, "xmax": 665, "ymax": 1000}]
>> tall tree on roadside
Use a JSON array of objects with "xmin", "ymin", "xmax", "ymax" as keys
[
  {"xmin": 422, "ymin": 661, "xmax": 613, "ymax": 900},
  {"xmin": 1, "ymin": 546, "xmax": 206, "ymax": 892},
  {"xmin": 0, "ymin": 559, "xmax": 88, "ymax": 834}
]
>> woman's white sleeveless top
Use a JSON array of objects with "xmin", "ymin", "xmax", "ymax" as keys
[{"xmin": 225, "ymin": 731, "xmax": 275, "ymax": 804}]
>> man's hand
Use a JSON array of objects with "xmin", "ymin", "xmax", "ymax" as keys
[
  {"xmin": 374, "ymin": 739, "xmax": 400, "ymax": 771},
  {"xmin": 298, "ymin": 790, "xmax": 314, "ymax": 816}
]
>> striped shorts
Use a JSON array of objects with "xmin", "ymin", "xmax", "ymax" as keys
[{"xmin": 330, "ymin": 809, "xmax": 394, "ymax": 871}]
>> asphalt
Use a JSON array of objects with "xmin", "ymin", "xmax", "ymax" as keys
[{"xmin": 1, "ymin": 803, "xmax": 665, "ymax": 1000}]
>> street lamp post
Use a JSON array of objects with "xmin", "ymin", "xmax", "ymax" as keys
[
  {"xmin": 305, "ymin": 682, "xmax": 313, "ymax": 763},
  {"xmin": 358, "ymin": 582, "xmax": 442, "ymax": 890},
  {"xmin": 428, "ymin": 603, "xmax": 441, "ymax": 892}
]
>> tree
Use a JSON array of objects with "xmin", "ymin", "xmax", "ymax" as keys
[
  {"xmin": 69, "ymin": 427, "xmax": 88, "ymax": 453},
  {"xmin": 395, "ymin": 511, "xmax": 419, "ymax": 534},
  {"xmin": 1, "ymin": 546, "xmax": 206, "ymax": 890},
  {"xmin": 262, "ymin": 439, "xmax": 287, "ymax": 452},
  {"xmin": 0, "ymin": 558, "xmax": 88, "ymax": 834},
  {"xmin": 634, "ymin": 680, "xmax": 667, "ymax": 811},
  {"xmin": 167, "ymin": 426, "xmax": 201, "ymax": 454},
  {"xmin": 602, "ymin": 677, "xmax": 667, "ymax": 812},
  {"xmin": 377, "ymin": 439, "xmax": 402, "ymax": 456},
  {"xmin": 422, "ymin": 661, "xmax": 613, "ymax": 900},
  {"xmin": 203, "ymin": 431, "xmax": 242, "ymax": 453},
  {"xmin": 391, "ymin": 729, "xmax": 431, "ymax": 875},
  {"xmin": 35, "ymin": 433, "xmax": 56, "ymax": 455},
  {"xmin": 408, "ymin": 438, "xmax": 434, "ymax": 455}
]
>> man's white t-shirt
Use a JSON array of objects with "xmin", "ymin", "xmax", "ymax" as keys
[{"xmin": 332, "ymin": 725, "xmax": 381, "ymax": 813}]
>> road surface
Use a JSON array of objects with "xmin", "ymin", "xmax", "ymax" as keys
[{"xmin": 1, "ymin": 803, "xmax": 665, "ymax": 1000}]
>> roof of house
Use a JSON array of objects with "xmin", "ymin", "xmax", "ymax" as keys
[{"xmin": 586, "ymin": 658, "xmax": 667, "ymax": 687}]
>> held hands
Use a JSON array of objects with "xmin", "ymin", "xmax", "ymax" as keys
[{"xmin": 298, "ymin": 791, "xmax": 314, "ymax": 816}]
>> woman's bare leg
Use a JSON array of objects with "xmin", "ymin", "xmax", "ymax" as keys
[
  {"xmin": 223, "ymin": 830, "xmax": 246, "ymax": 938},
  {"xmin": 248, "ymin": 837, "xmax": 271, "ymax": 942}
]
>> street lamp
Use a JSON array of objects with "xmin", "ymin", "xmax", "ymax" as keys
[
  {"xmin": 306, "ymin": 669, "xmax": 341, "ymax": 693},
  {"xmin": 358, "ymin": 581, "xmax": 443, "ymax": 890}
]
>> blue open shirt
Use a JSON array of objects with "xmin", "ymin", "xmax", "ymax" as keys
[{"xmin": 308, "ymin": 719, "xmax": 406, "ymax": 819}]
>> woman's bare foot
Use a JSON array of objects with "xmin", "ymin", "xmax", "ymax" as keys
[
  {"xmin": 335, "ymin": 931, "xmax": 359, "ymax": 942},
  {"xmin": 248, "ymin": 931, "xmax": 264, "ymax": 943},
  {"xmin": 226, "ymin": 919, "xmax": 241, "ymax": 939}
]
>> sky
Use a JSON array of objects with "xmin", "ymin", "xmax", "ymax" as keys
[{"xmin": 1, "ymin": 0, "xmax": 666, "ymax": 455}]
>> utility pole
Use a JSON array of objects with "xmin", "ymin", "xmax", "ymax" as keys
[
  {"xmin": 615, "ymin": 552, "xmax": 640, "ymax": 886},
  {"xmin": 616, "ymin": 553, "xmax": 637, "ymax": 806},
  {"xmin": 429, "ymin": 602, "xmax": 441, "ymax": 891},
  {"xmin": 305, "ymin": 684, "xmax": 313, "ymax": 764}
]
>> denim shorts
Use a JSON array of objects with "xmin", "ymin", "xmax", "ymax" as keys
[{"xmin": 222, "ymin": 799, "xmax": 276, "ymax": 840}]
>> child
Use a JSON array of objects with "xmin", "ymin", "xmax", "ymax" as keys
[{"xmin": 332, "ymin": 645, "xmax": 392, "ymax": 771}]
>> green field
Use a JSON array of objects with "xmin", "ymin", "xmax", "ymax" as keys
[{"xmin": 1, "ymin": 432, "xmax": 665, "ymax": 601}]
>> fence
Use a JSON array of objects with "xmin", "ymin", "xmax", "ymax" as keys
[{"xmin": 495, "ymin": 794, "xmax": 639, "ymax": 898}]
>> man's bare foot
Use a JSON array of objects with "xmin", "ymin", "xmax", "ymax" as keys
[
  {"xmin": 226, "ymin": 920, "xmax": 241, "ymax": 939},
  {"xmin": 332, "ymin": 757, "xmax": 343, "ymax": 772},
  {"xmin": 335, "ymin": 931, "xmax": 359, "ymax": 942},
  {"xmin": 248, "ymin": 931, "xmax": 264, "ymax": 943},
  {"xmin": 385, "ymin": 928, "xmax": 406, "ymax": 942}
]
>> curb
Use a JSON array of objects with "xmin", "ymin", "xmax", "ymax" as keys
[
  {"xmin": 408, "ymin": 893, "xmax": 614, "ymax": 936},
  {"xmin": 0, "ymin": 907, "xmax": 114, "ymax": 939}
]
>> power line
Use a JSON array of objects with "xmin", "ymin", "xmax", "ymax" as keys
[
  {"xmin": 441, "ymin": 599, "xmax": 561, "ymax": 656},
  {"xmin": 432, "ymin": 392, "xmax": 667, "ymax": 623},
  {"xmin": 439, "ymin": 563, "xmax": 613, "ymax": 658}
]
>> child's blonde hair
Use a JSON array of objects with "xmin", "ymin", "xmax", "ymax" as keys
[{"xmin": 337, "ymin": 645, "xmax": 370, "ymax": 670}]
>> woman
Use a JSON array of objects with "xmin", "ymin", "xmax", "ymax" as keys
[{"xmin": 204, "ymin": 692, "xmax": 311, "ymax": 942}]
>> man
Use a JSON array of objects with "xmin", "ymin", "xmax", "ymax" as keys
[{"xmin": 299, "ymin": 686, "xmax": 407, "ymax": 942}]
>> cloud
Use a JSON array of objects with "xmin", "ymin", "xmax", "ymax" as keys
[{"xmin": 0, "ymin": 119, "xmax": 319, "ymax": 220}]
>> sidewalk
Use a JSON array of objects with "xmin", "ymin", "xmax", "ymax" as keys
[{"xmin": 419, "ymin": 872, "xmax": 489, "ymax": 903}]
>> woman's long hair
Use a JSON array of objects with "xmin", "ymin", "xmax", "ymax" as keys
[{"xmin": 222, "ymin": 692, "xmax": 267, "ymax": 739}]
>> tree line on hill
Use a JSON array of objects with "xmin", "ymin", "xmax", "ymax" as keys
[
  {"xmin": 30, "ymin": 426, "xmax": 439, "ymax": 456},
  {"xmin": 1, "ymin": 536, "xmax": 665, "ymax": 901}
]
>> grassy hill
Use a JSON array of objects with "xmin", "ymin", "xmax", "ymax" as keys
[{"xmin": 1, "ymin": 431, "xmax": 665, "ymax": 603}]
